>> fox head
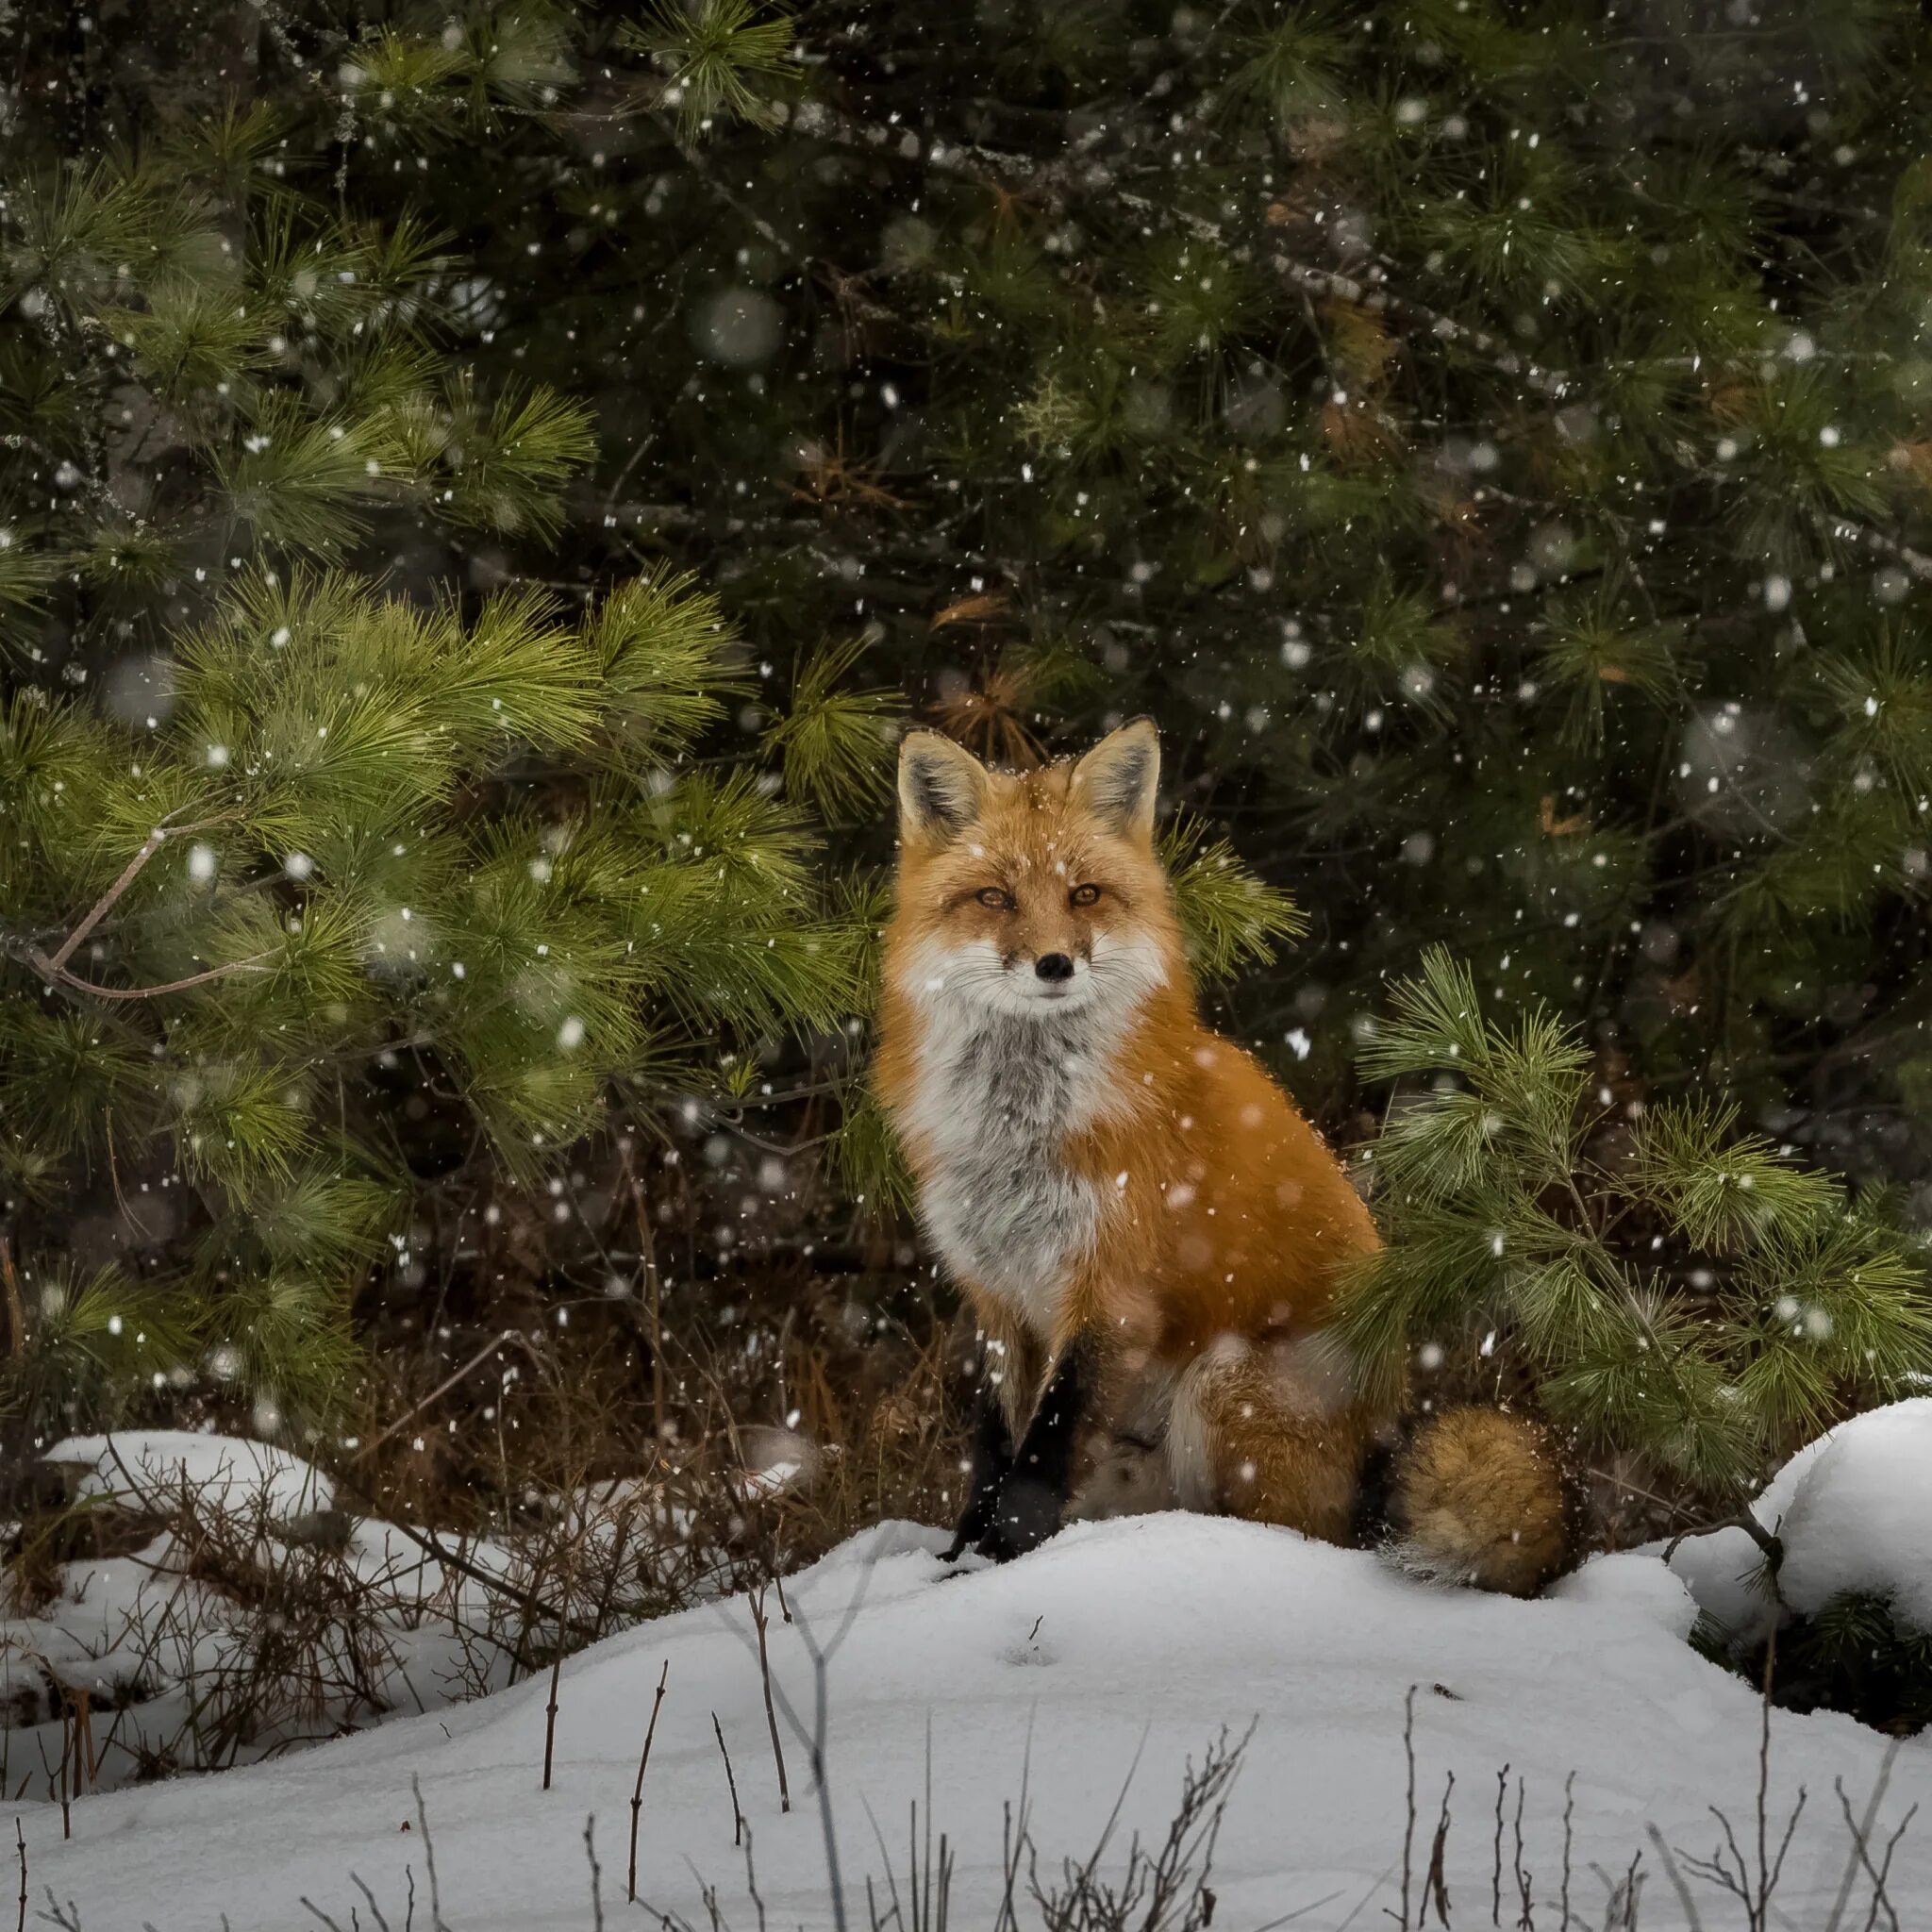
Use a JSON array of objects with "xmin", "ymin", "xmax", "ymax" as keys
[{"xmin": 888, "ymin": 720, "xmax": 1184, "ymax": 1024}]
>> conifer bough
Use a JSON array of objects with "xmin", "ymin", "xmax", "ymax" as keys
[{"xmin": 1337, "ymin": 950, "xmax": 1932, "ymax": 1492}]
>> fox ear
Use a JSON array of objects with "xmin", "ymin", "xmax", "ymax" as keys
[
  {"xmin": 898, "ymin": 731, "xmax": 989, "ymax": 844},
  {"xmin": 1071, "ymin": 718, "xmax": 1159, "ymax": 841}
]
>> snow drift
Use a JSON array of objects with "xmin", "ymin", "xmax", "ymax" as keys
[{"xmin": 12, "ymin": 1505, "xmax": 1931, "ymax": 1931}]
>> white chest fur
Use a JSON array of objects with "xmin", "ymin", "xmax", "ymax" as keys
[{"xmin": 905, "ymin": 1011, "xmax": 1116, "ymax": 1333}]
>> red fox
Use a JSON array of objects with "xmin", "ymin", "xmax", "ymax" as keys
[{"xmin": 875, "ymin": 719, "xmax": 1571, "ymax": 1592}]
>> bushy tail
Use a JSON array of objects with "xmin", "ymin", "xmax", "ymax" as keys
[{"xmin": 1384, "ymin": 1407, "xmax": 1573, "ymax": 1598}]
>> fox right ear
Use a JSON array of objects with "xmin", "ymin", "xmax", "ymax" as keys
[{"xmin": 898, "ymin": 731, "xmax": 989, "ymax": 845}]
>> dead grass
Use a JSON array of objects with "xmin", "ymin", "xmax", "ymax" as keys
[{"xmin": 0, "ymin": 1259, "xmax": 973, "ymax": 1796}]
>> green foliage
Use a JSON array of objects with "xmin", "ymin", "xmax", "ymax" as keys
[
  {"xmin": 1771, "ymin": 1591, "xmax": 1932, "ymax": 1734},
  {"xmin": 1339, "ymin": 951, "xmax": 1932, "ymax": 1491},
  {"xmin": 1159, "ymin": 817, "xmax": 1308, "ymax": 980},
  {"xmin": 761, "ymin": 637, "xmax": 901, "ymax": 818},
  {"xmin": 9, "ymin": 0, "xmax": 1932, "ymax": 1517},
  {"xmin": 2, "ymin": 1261, "xmax": 204, "ymax": 1439},
  {"xmin": 1, "ymin": 562, "xmax": 863, "ymax": 1429},
  {"xmin": 627, "ymin": 0, "xmax": 797, "ymax": 131}
]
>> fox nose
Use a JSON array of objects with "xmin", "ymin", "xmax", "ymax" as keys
[{"xmin": 1035, "ymin": 952, "xmax": 1075, "ymax": 982}]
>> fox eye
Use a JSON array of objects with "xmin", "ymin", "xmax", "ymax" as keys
[
  {"xmin": 1069, "ymin": 883, "xmax": 1102, "ymax": 908},
  {"xmin": 975, "ymin": 887, "xmax": 1015, "ymax": 910}
]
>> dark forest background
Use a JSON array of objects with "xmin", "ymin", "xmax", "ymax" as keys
[{"xmin": 7, "ymin": 1, "xmax": 1932, "ymax": 1697}]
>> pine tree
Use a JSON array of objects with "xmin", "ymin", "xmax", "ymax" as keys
[
  {"xmin": 0, "ymin": 11, "xmax": 883, "ymax": 1444},
  {"xmin": 1, "ymin": 558, "xmax": 874, "ymax": 1435}
]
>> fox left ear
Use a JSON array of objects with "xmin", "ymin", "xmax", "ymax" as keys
[
  {"xmin": 898, "ymin": 729, "xmax": 990, "ymax": 845},
  {"xmin": 1070, "ymin": 718, "xmax": 1159, "ymax": 842}
]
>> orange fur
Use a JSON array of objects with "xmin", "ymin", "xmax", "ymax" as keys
[
  {"xmin": 877, "ymin": 722, "xmax": 1568, "ymax": 1585},
  {"xmin": 1386, "ymin": 1407, "xmax": 1572, "ymax": 1597}
]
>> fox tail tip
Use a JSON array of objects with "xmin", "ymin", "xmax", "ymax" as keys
[{"xmin": 1384, "ymin": 1406, "xmax": 1574, "ymax": 1598}]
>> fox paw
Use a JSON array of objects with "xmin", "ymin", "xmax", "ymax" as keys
[{"xmin": 973, "ymin": 1479, "xmax": 1063, "ymax": 1563}]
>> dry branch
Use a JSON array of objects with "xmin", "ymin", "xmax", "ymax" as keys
[{"xmin": 627, "ymin": 1658, "xmax": 671, "ymax": 1905}]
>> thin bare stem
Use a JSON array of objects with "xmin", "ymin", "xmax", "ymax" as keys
[
  {"xmin": 1646, "ymin": 1824, "xmax": 1706, "ymax": 1932},
  {"xmin": 1422, "ymin": 1772, "xmax": 1454, "ymax": 1928},
  {"xmin": 411, "ymin": 1775, "xmax": 449, "ymax": 1932},
  {"xmin": 1491, "ymin": 1763, "xmax": 1511, "ymax": 1927},
  {"xmin": 1661, "ymin": 1511, "xmax": 1786, "ymax": 1594},
  {"xmin": 713, "ymin": 1711, "xmax": 745, "ymax": 1849},
  {"xmin": 33, "ymin": 951, "xmax": 274, "ymax": 1002},
  {"xmin": 348, "ymin": 1873, "xmax": 391, "ymax": 1932},
  {"xmin": 352, "ymin": 1330, "xmax": 520, "ymax": 1464},
  {"xmin": 542, "ymin": 1644, "xmax": 565, "ymax": 1791},
  {"xmin": 0, "ymin": 1239, "xmax": 25, "ymax": 1365},
  {"xmin": 44, "ymin": 821, "xmax": 179, "ymax": 973},
  {"xmin": 749, "ymin": 1584, "xmax": 791, "ymax": 1815},
  {"xmin": 56, "ymin": 1706, "xmax": 71, "ymax": 1841},
  {"xmin": 627, "ymin": 1659, "xmax": 671, "ymax": 1905},
  {"xmin": 1398, "ymin": 1684, "xmax": 1418, "ymax": 1931},
  {"xmin": 1826, "ymin": 1744, "xmax": 1900, "ymax": 1932},
  {"xmin": 584, "ymin": 1814, "xmax": 607, "ymax": 1932}
]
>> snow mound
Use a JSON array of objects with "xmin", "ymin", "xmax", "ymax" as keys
[
  {"xmin": 18, "ymin": 1511, "xmax": 1931, "ymax": 1932},
  {"xmin": 1668, "ymin": 1397, "xmax": 1932, "ymax": 1644},
  {"xmin": 45, "ymin": 1430, "xmax": 335, "ymax": 1518}
]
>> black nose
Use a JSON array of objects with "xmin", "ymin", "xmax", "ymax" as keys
[{"xmin": 1035, "ymin": 953, "xmax": 1074, "ymax": 982}]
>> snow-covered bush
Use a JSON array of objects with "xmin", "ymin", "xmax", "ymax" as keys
[{"xmin": 1669, "ymin": 1399, "xmax": 1932, "ymax": 1731}]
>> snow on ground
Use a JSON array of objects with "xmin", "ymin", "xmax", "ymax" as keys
[
  {"xmin": 45, "ymin": 1432, "xmax": 337, "ymax": 1520},
  {"xmin": 16, "ymin": 1512, "xmax": 1931, "ymax": 1932},
  {"xmin": 1666, "ymin": 1396, "xmax": 1932, "ymax": 1645}
]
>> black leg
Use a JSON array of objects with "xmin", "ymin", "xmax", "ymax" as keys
[
  {"xmin": 974, "ymin": 1338, "xmax": 1092, "ymax": 1563},
  {"xmin": 942, "ymin": 1374, "xmax": 1016, "ymax": 1560}
]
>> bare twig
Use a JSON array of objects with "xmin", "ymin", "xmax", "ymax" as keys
[
  {"xmin": 411, "ymin": 1776, "xmax": 450, "ymax": 1932},
  {"xmin": 352, "ymin": 1330, "xmax": 520, "ymax": 1464},
  {"xmin": 1560, "ymin": 1772, "xmax": 1575, "ymax": 1931},
  {"xmin": 384, "ymin": 1519, "xmax": 597, "ymax": 1656},
  {"xmin": 348, "ymin": 1873, "xmax": 392, "ymax": 1932},
  {"xmin": 749, "ymin": 1583, "xmax": 791, "ymax": 1815},
  {"xmin": 1512, "ymin": 1776, "xmax": 1531, "ymax": 1930},
  {"xmin": 1422, "ymin": 1772, "xmax": 1454, "ymax": 1928},
  {"xmin": 1826, "ymin": 1744, "xmax": 1901, "ymax": 1932},
  {"xmin": 585, "ymin": 1814, "xmax": 607, "ymax": 1932},
  {"xmin": 22, "ymin": 812, "xmax": 270, "ymax": 1002},
  {"xmin": 1491, "ymin": 1764, "xmax": 1511, "ymax": 1927},
  {"xmin": 1646, "ymin": 1824, "xmax": 1706, "ymax": 1932},
  {"xmin": 69, "ymin": 1692, "xmax": 94, "ymax": 1793},
  {"xmin": 56, "ymin": 1706, "xmax": 71, "ymax": 1840},
  {"xmin": 739, "ymin": 1815, "xmax": 768, "ymax": 1932},
  {"xmin": 30, "ymin": 951, "xmax": 274, "ymax": 1002},
  {"xmin": 625, "ymin": 1173, "xmax": 669, "ymax": 1459},
  {"xmin": 1834, "ymin": 1777, "xmax": 1915, "ymax": 1932},
  {"xmin": 0, "ymin": 1239, "xmax": 25, "ymax": 1365},
  {"xmin": 627, "ymin": 1659, "xmax": 671, "ymax": 1905},
  {"xmin": 42, "ymin": 816, "xmax": 216, "ymax": 974},
  {"xmin": 542, "ymin": 1643, "xmax": 565, "ymax": 1791},
  {"xmin": 713, "ymin": 1712, "xmax": 745, "ymax": 1850},
  {"xmin": 1398, "ymin": 1684, "xmax": 1418, "ymax": 1931}
]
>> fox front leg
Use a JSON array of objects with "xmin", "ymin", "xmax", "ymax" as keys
[
  {"xmin": 974, "ymin": 1337, "xmax": 1094, "ymax": 1564},
  {"xmin": 942, "ymin": 1374, "xmax": 1016, "ymax": 1560}
]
